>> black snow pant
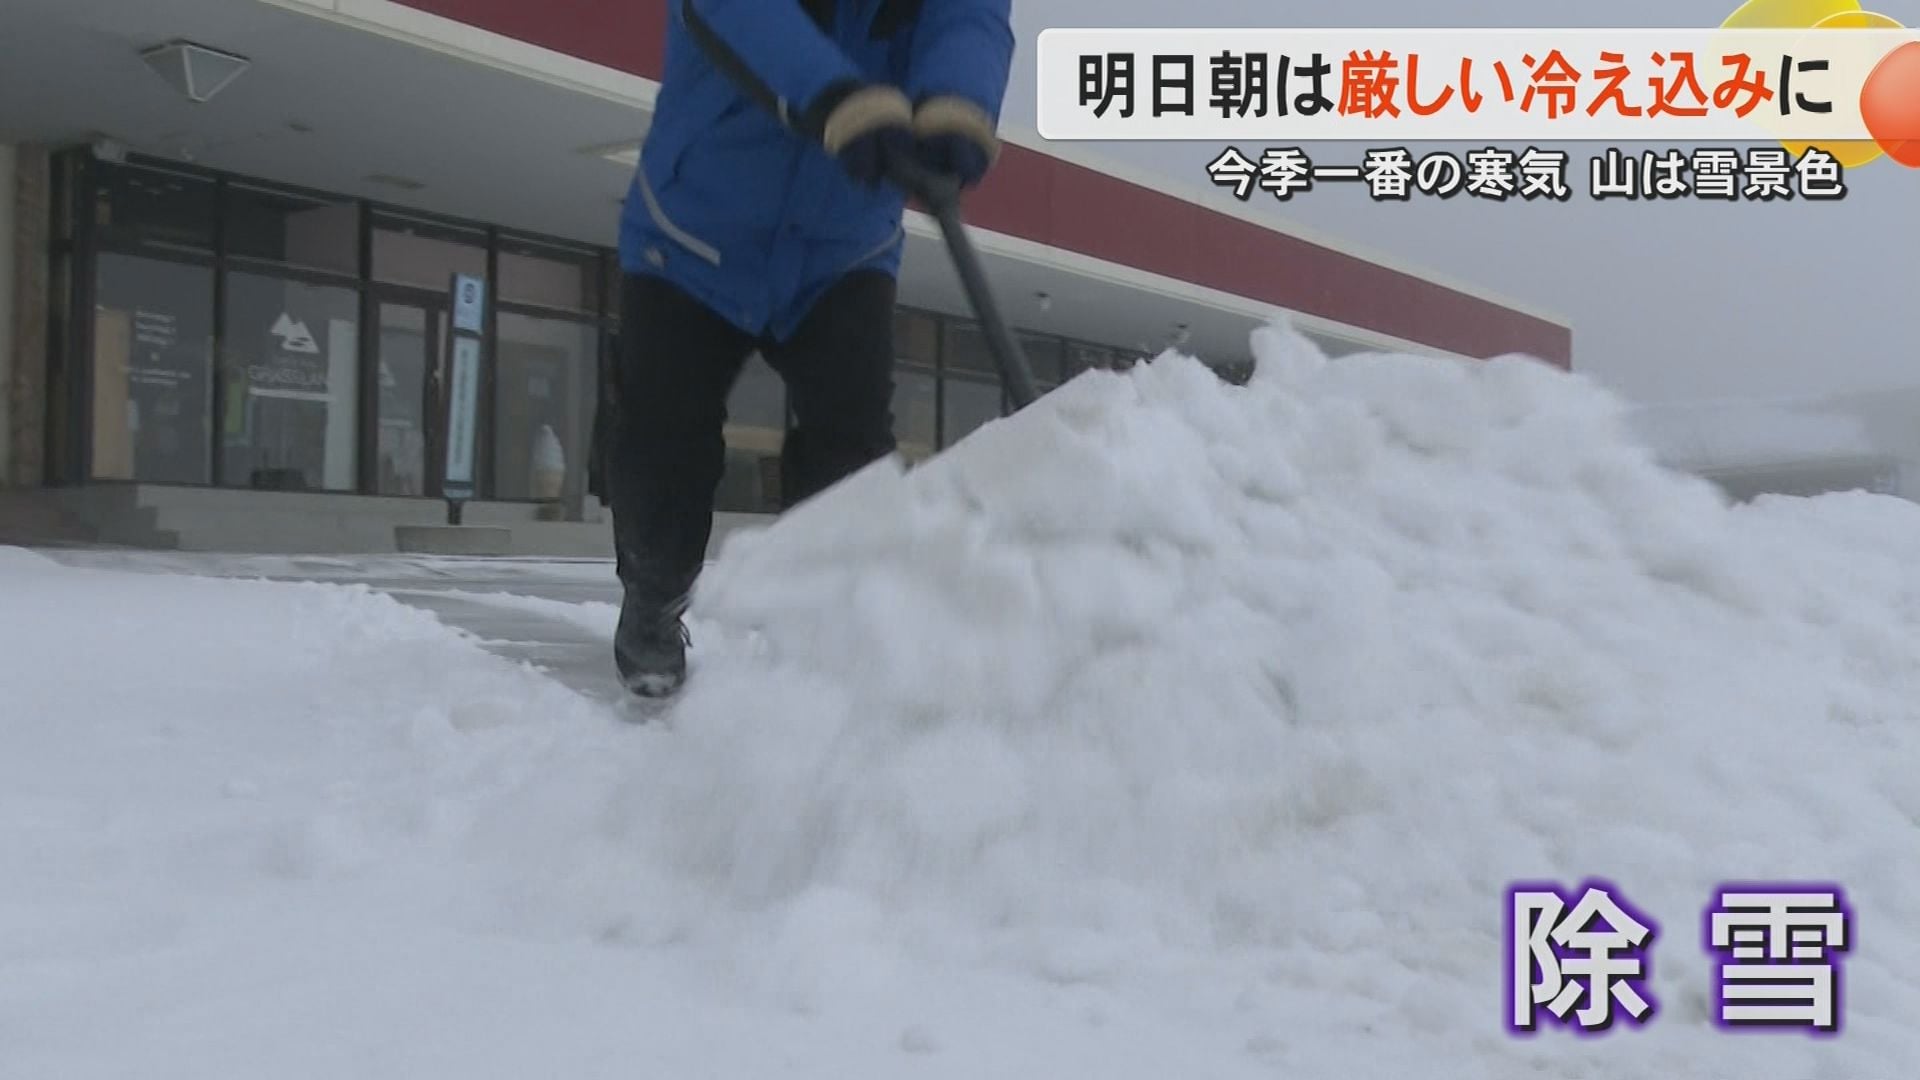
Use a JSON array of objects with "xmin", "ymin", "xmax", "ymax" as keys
[{"xmin": 599, "ymin": 269, "xmax": 899, "ymax": 607}]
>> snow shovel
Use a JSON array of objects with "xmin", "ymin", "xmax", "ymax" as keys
[{"xmin": 884, "ymin": 155, "xmax": 1040, "ymax": 411}]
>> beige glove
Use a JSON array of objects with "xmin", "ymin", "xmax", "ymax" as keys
[
  {"xmin": 911, "ymin": 94, "xmax": 1001, "ymax": 185},
  {"xmin": 810, "ymin": 82, "xmax": 915, "ymax": 185}
]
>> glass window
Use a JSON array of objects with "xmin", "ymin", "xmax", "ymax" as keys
[
  {"xmin": 1066, "ymin": 341, "xmax": 1115, "ymax": 378},
  {"xmin": 219, "ymin": 273, "xmax": 360, "ymax": 491},
  {"xmin": 892, "ymin": 310, "xmax": 938, "ymax": 461},
  {"xmin": 895, "ymin": 309, "xmax": 939, "ymax": 368},
  {"xmin": 494, "ymin": 312, "xmax": 598, "ymax": 504},
  {"xmin": 942, "ymin": 319, "xmax": 994, "ymax": 375},
  {"xmin": 93, "ymin": 163, "xmax": 215, "ymax": 253},
  {"xmin": 499, "ymin": 236, "xmax": 598, "ymax": 313},
  {"xmin": 893, "ymin": 367, "xmax": 936, "ymax": 461},
  {"xmin": 372, "ymin": 211, "xmax": 486, "ymax": 290},
  {"xmin": 224, "ymin": 183, "xmax": 359, "ymax": 274},
  {"xmin": 942, "ymin": 376, "xmax": 1002, "ymax": 449},
  {"xmin": 1018, "ymin": 332, "xmax": 1065, "ymax": 389},
  {"xmin": 375, "ymin": 303, "xmax": 434, "ymax": 496},
  {"xmin": 92, "ymin": 253, "xmax": 215, "ymax": 482},
  {"xmin": 717, "ymin": 353, "xmax": 786, "ymax": 513}
]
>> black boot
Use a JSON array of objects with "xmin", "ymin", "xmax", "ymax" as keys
[{"xmin": 614, "ymin": 585, "xmax": 692, "ymax": 698}]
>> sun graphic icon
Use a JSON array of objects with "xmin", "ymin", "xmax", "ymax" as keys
[{"xmin": 1721, "ymin": 0, "xmax": 1920, "ymax": 168}]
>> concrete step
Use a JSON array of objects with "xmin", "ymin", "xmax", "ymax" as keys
[
  {"xmin": 0, "ymin": 490, "xmax": 101, "ymax": 547},
  {"xmin": 0, "ymin": 487, "xmax": 182, "ymax": 550}
]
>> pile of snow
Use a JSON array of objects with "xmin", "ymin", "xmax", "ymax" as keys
[{"xmin": 7, "ymin": 324, "xmax": 1920, "ymax": 1078}]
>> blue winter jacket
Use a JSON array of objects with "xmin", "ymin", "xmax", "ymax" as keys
[{"xmin": 618, "ymin": 0, "xmax": 1015, "ymax": 343}]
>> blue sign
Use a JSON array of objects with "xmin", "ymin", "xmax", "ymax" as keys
[
  {"xmin": 451, "ymin": 274, "xmax": 486, "ymax": 335},
  {"xmin": 444, "ymin": 273, "xmax": 487, "ymax": 509}
]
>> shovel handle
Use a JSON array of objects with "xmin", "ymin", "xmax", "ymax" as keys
[
  {"xmin": 884, "ymin": 158, "xmax": 1040, "ymax": 410},
  {"xmin": 885, "ymin": 155, "xmax": 963, "ymax": 211}
]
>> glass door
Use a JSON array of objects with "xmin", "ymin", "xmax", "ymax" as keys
[
  {"xmin": 372, "ymin": 297, "xmax": 448, "ymax": 497},
  {"xmin": 493, "ymin": 311, "xmax": 596, "ymax": 509}
]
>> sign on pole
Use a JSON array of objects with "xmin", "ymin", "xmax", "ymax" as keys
[
  {"xmin": 443, "ymin": 273, "xmax": 485, "ymax": 521},
  {"xmin": 452, "ymin": 273, "xmax": 485, "ymax": 335}
]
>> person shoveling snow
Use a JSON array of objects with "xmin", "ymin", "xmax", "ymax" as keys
[{"xmin": 599, "ymin": 0, "xmax": 1015, "ymax": 700}]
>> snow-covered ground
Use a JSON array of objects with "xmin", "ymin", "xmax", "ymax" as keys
[
  {"xmin": 31, "ymin": 548, "xmax": 634, "ymax": 703},
  {"xmin": 6, "ymin": 323, "xmax": 1920, "ymax": 1078}
]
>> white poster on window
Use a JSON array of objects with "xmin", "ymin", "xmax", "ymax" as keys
[{"xmin": 249, "ymin": 311, "xmax": 332, "ymax": 398}]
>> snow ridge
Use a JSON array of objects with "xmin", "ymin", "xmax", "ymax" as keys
[
  {"xmin": 9, "ymin": 323, "xmax": 1920, "ymax": 1077},
  {"xmin": 468, "ymin": 325, "xmax": 1920, "ymax": 1075}
]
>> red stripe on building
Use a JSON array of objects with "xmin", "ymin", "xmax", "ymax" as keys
[
  {"xmin": 393, "ymin": 0, "xmax": 1572, "ymax": 367},
  {"xmin": 397, "ymin": 0, "xmax": 669, "ymax": 76}
]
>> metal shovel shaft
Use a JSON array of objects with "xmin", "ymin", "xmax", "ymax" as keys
[{"xmin": 889, "ymin": 158, "xmax": 1040, "ymax": 411}]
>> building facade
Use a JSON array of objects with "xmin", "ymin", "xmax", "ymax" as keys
[
  {"xmin": 46, "ymin": 149, "xmax": 1152, "ymax": 517},
  {"xmin": 0, "ymin": 0, "xmax": 1572, "ymax": 554}
]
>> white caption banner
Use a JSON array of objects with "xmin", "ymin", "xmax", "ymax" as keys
[{"xmin": 1036, "ymin": 28, "xmax": 1919, "ymax": 141}]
